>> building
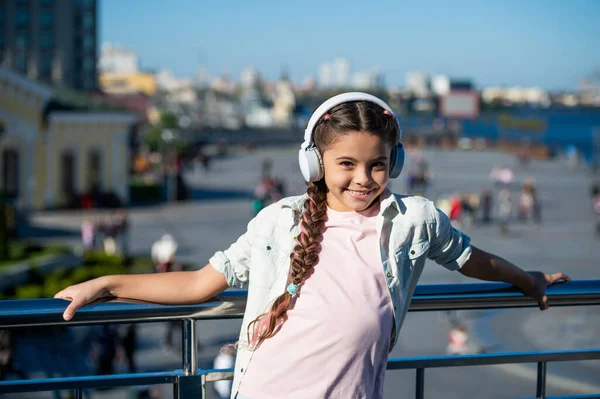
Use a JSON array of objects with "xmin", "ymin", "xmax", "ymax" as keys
[
  {"xmin": 431, "ymin": 75, "xmax": 474, "ymax": 96},
  {"xmin": 98, "ymin": 42, "xmax": 157, "ymax": 96},
  {"xmin": 0, "ymin": 0, "xmax": 98, "ymax": 91},
  {"xmin": 0, "ymin": 67, "xmax": 137, "ymax": 211},
  {"xmin": 406, "ymin": 71, "xmax": 430, "ymax": 97}
]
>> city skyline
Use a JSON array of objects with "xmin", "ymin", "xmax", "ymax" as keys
[{"xmin": 100, "ymin": 1, "xmax": 599, "ymax": 91}]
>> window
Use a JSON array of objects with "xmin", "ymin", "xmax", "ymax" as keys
[
  {"xmin": 39, "ymin": 53, "xmax": 53, "ymax": 81},
  {"xmin": 40, "ymin": 33, "xmax": 53, "ymax": 49},
  {"xmin": 86, "ymin": 149, "xmax": 102, "ymax": 192},
  {"xmin": 83, "ymin": 35, "xmax": 95, "ymax": 52},
  {"xmin": 15, "ymin": 9, "xmax": 29, "ymax": 28},
  {"xmin": 2, "ymin": 149, "xmax": 20, "ymax": 199},
  {"xmin": 82, "ymin": 12, "xmax": 94, "ymax": 30},
  {"xmin": 40, "ymin": 9, "xmax": 53, "ymax": 28},
  {"xmin": 83, "ymin": 56, "xmax": 94, "ymax": 71},
  {"xmin": 60, "ymin": 151, "xmax": 75, "ymax": 197},
  {"xmin": 15, "ymin": 32, "xmax": 29, "ymax": 50}
]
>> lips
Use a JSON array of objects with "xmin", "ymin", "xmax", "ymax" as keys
[{"xmin": 346, "ymin": 189, "xmax": 374, "ymax": 199}]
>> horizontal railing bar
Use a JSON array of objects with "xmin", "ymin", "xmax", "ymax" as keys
[
  {"xmin": 2, "ymin": 349, "xmax": 599, "ymax": 394},
  {"xmin": 1, "ymin": 280, "xmax": 598, "ymax": 329},
  {"xmin": 0, "ymin": 371, "xmax": 178, "ymax": 394},
  {"xmin": 386, "ymin": 349, "xmax": 600, "ymax": 370},
  {"xmin": 519, "ymin": 395, "xmax": 600, "ymax": 399}
]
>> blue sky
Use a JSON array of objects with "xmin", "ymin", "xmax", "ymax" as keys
[{"xmin": 100, "ymin": 0, "xmax": 600, "ymax": 90}]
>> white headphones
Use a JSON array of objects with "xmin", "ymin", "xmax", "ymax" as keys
[{"xmin": 298, "ymin": 92, "xmax": 405, "ymax": 182}]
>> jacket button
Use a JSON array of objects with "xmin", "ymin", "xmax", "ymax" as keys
[
  {"xmin": 387, "ymin": 272, "xmax": 392, "ymax": 278},
  {"xmin": 241, "ymin": 368, "xmax": 244, "ymax": 372},
  {"xmin": 266, "ymin": 246, "xmax": 271, "ymax": 250},
  {"xmin": 410, "ymin": 250, "xmax": 415, "ymax": 255}
]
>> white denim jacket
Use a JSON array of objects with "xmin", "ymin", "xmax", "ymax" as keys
[{"xmin": 209, "ymin": 190, "xmax": 472, "ymax": 398}]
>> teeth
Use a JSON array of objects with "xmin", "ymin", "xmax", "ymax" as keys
[{"xmin": 348, "ymin": 190, "xmax": 371, "ymax": 195}]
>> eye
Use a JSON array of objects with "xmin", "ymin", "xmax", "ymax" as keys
[
  {"xmin": 340, "ymin": 161, "xmax": 354, "ymax": 168},
  {"xmin": 372, "ymin": 162, "xmax": 387, "ymax": 170}
]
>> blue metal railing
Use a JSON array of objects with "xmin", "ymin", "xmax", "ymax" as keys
[{"xmin": 1, "ymin": 280, "xmax": 599, "ymax": 399}]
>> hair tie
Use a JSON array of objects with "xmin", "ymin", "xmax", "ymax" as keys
[
  {"xmin": 322, "ymin": 113, "xmax": 331, "ymax": 121},
  {"xmin": 383, "ymin": 109, "xmax": 393, "ymax": 117},
  {"xmin": 287, "ymin": 283, "xmax": 299, "ymax": 296}
]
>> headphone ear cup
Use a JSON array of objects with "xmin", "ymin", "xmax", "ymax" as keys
[
  {"xmin": 389, "ymin": 142, "xmax": 405, "ymax": 179},
  {"xmin": 298, "ymin": 146, "xmax": 324, "ymax": 182}
]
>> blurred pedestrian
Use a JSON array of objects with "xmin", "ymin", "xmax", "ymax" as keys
[
  {"xmin": 91, "ymin": 325, "xmax": 118, "ymax": 375},
  {"xmin": 151, "ymin": 234, "xmax": 181, "ymax": 349},
  {"xmin": 115, "ymin": 208, "xmax": 130, "ymax": 256},
  {"xmin": 446, "ymin": 326, "xmax": 470, "ymax": 355},
  {"xmin": 120, "ymin": 324, "xmax": 137, "ymax": 373},
  {"xmin": 498, "ymin": 188, "xmax": 513, "ymax": 235},
  {"xmin": 592, "ymin": 183, "xmax": 600, "ymax": 236},
  {"xmin": 103, "ymin": 217, "xmax": 119, "ymax": 255},
  {"xmin": 81, "ymin": 218, "xmax": 95, "ymax": 252},
  {"xmin": 480, "ymin": 189, "xmax": 493, "ymax": 224},
  {"xmin": 151, "ymin": 234, "xmax": 179, "ymax": 273},
  {"xmin": 213, "ymin": 345, "xmax": 236, "ymax": 399}
]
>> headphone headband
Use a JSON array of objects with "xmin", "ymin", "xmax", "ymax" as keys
[
  {"xmin": 302, "ymin": 92, "xmax": 402, "ymax": 147},
  {"xmin": 298, "ymin": 91, "xmax": 405, "ymax": 182}
]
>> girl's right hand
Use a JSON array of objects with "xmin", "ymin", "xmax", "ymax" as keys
[{"xmin": 54, "ymin": 277, "xmax": 112, "ymax": 321}]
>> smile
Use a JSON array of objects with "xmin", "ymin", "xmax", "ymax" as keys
[{"xmin": 346, "ymin": 189, "xmax": 374, "ymax": 199}]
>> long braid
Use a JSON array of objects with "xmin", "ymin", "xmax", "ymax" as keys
[{"xmin": 247, "ymin": 181, "xmax": 327, "ymax": 349}]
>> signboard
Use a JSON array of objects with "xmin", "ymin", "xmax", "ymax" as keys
[{"xmin": 440, "ymin": 90, "xmax": 480, "ymax": 119}]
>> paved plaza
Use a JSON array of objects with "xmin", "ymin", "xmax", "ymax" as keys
[{"xmin": 4, "ymin": 144, "xmax": 600, "ymax": 399}]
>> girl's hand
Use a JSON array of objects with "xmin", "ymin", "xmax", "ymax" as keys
[
  {"xmin": 54, "ymin": 277, "xmax": 112, "ymax": 321},
  {"xmin": 521, "ymin": 271, "xmax": 571, "ymax": 310}
]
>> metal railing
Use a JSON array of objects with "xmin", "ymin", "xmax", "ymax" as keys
[{"xmin": 1, "ymin": 280, "xmax": 599, "ymax": 399}]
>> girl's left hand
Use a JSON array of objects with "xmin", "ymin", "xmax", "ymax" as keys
[{"xmin": 522, "ymin": 271, "xmax": 571, "ymax": 310}]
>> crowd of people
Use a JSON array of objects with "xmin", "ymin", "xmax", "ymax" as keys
[{"xmin": 433, "ymin": 166, "xmax": 543, "ymax": 236}]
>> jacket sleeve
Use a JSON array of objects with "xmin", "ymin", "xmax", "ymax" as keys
[
  {"xmin": 427, "ymin": 203, "xmax": 472, "ymax": 271},
  {"xmin": 208, "ymin": 216, "xmax": 257, "ymax": 289}
]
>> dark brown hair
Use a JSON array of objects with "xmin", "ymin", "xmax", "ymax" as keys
[{"xmin": 247, "ymin": 100, "xmax": 399, "ymax": 348}]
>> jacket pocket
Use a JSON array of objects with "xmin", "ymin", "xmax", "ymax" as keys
[
  {"xmin": 408, "ymin": 240, "xmax": 430, "ymax": 260},
  {"xmin": 249, "ymin": 234, "xmax": 287, "ymax": 288},
  {"xmin": 394, "ymin": 239, "xmax": 430, "ymax": 260}
]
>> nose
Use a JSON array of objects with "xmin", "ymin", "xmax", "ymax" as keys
[{"xmin": 354, "ymin": 166, "xmax": 372, "ymax": 186}]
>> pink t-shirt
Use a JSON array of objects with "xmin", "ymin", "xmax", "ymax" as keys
[{"xmin": 238, "ymin": 205, "xmax": 394, "ymax": 399}]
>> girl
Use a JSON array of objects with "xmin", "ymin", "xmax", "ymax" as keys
[{"xmin": 55, "ymin": 92, "xmax": 569, "ymax": 399}]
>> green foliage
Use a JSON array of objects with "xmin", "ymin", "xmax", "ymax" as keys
[
  {"xmin": 83, "ymin": 251, "xmax": 126, "ymax": 267},
  {"xmin": 15, "ymin": 284, "xmax": 45, "ymax": 299},
  {"xmin": 143, "ymin": 111, "xmax": 180, "ymax": 152}
]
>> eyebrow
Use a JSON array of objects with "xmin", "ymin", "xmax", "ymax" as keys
[{"xmin": 335, "ymin": 156, "xmax": 389, "ymax": 162}]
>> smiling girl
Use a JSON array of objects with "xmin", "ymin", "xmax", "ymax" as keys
[{"xmin": 55, "ymin": 92, "xmax": 568, "ymax": 399}]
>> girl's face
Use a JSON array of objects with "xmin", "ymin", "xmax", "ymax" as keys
[{"xmin": 321, "ymin": 131, "xmax": 392, "ymax": 212}]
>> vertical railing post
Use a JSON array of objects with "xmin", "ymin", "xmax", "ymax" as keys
[
  {"xmin": 536, "ymin": 361, "xmax": 547, "ymax": 399},
  {"xmin": 182, "ymin": 319, "xmax": 197, "ymax": 375},
  {"xmin": 415, "ymin": 368, "xmax": 425, "ymax": 399},
  {"xmin": 74, "ymin": 388, "xmax": 83, "ymax": 399},
  {"xmin": 175, "ymin": 319, "xmax": 203, "ymax": 399}
]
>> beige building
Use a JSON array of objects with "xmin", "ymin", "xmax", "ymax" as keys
[{"xmin": 0, "ymin": 67, "xmax": 137, "ymax": 211}]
